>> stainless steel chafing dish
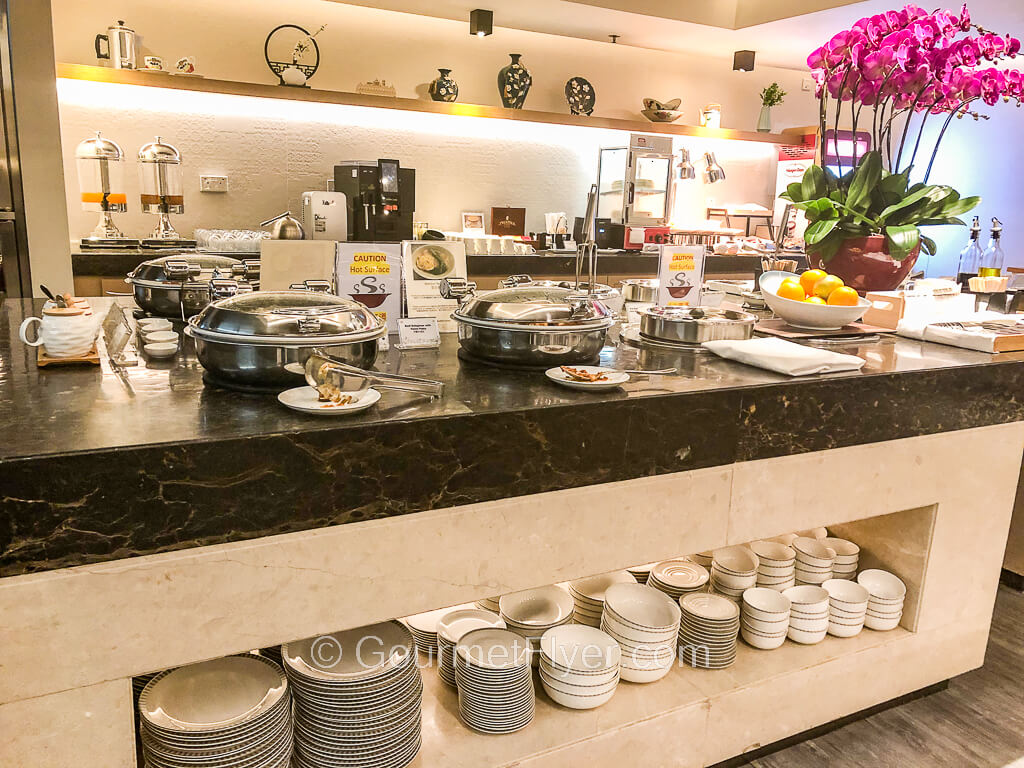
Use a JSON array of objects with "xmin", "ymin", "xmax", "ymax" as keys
[
  {"xmin": 620, "ymin": 278, "xmax": 659, "ymax": 303},
  {"xmin": 499, "ymin": 274, "xmax": 624, "ymax": 316},
  {"xmin": 441, "ymin": 277, "xmax": 616, "ymax": 367},
  {"xmin": 126, "ymin": 254, "xmax": 260, "ymax": 318},
  {"xmin": 638, "ymin": 306, "xmax": 757, "ymax": 345},
  {"xmin": 185, "ymin": 290, "xmax": 386, "ymax": 389}
]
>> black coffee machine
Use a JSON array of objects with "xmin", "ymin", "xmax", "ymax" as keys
[{"xmin": 333, "ymin": 159, "xmax": 415, "ymax": 241}]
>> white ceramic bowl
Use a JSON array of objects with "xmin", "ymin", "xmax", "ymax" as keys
[
  {"xmin": 827, "ymin": 618, "xmax": 864, "ymax": 638},
  {"xmin": 601, "ymin": 614, "xmax": 677, "ymax": 646},
  {"xmin": 797, "ymin": 527, "xmax": 829, "ymax": 539},
  {"xmin": 742, "ymin": 614, "xmax": 789, "ymax": 634},
  {"xmin": 864, "ymin": 612, "xmax": 902, "ymax": 631},
  {"xmin": 742, "ymin": 587, "xmax": 791, "ymax": 615},
  {"xmin": 540, "ymin": 674, "xmax": 617, "ymax": 709},
  {"xmin": 792, "ymin": 537, "xmax": 837, "ymax": 566},
  {"xmin": 500, "ymin": 586, "xmax": 574, "ymax": 628},
  {"xmin": 759, "ymin": 271, "xmax": 869, "ymax": 331},
  {"xmin": 569, "ymin": 571, "xmax": 636, "ymax": 603},
  {"xmin": 821, "ymin": 537, "xmax": 860, "ymax": 559},
  {"xmin": 787, "ymin": 625, "xmax": 828, "ymax": 644},
  {"xmin": 144, "ymin": 342, "xmax": 178, "ymax": 358},
  {"xmin": 783, "ymin": 585, "xmax": 830, "ymax": 607},
  {"xmin": 711, "ymin": 569, "xmax": 758, "ymax": 590},
  {"xmin": 749, "ymin": 541, "xmax": 796, "ymax": 565},
  {"xmin": 137, "ymin": 317, "xmax": 173, "ymax": 332},
  {"xmin": 757, "ymin": 568, "xmax": 795, "ymax": 580},
  {"xmin": 741, "ymin": 626, "xmax": 787, "ymax": 650},
  {"xmin": 857, "ymin": 569, "xmax": 907, "ymax": 600},
  {"xmin": 789, "ymin": 615, "xmax": 829, "ymax": 632},
  {"xmin": 712, "ymin": 546, "xmax": 759, "ymax": 575},
  {"xmin": 618, "ymin": 657, "xmax": 674, "ymax": 683},
  {"xmin": 602, "ymin": 583, "xmax": 681, "ymax": 631},
  {"xmin": 823, "ymin": 578, "xmax": 869, "ymax": 607},
  {"xmin": 767, "ymin": 533, "xmax": 798, "ymax": 546},
  {"xmin": 539, "ymin": 624, "xmax": 619, "ymax": 672},
  {"xmin": 760, "ymin": 579, "xmax": 796, "ymax": 592},
  {"xmin": 143, "ymin": 330, "xmax": 179, "ymax": 344}
]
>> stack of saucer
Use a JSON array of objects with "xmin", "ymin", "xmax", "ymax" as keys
[
  {"xmin": 823, "ymin": 537, "xmax": 860, "ymax": 580},
  {"xmin": 858, "ymin": 569, "xmax": 906, "ymax": 631},
  {"xmin": 627, "ymin": 562, "xmax": 658, "ymax": 584},
  {"xmin": 783, "ymin": 585, "xmax": 830, "ymax": 644},
  {"xmin": 749, "ymin": 540, "xmax": 796, "ymax": 591},
  {"xmin": 739, "ymin": 587, "xmax": 791, "ymax": 650},
  {"xmin": 455, "ymin": 628, "xmax": 535, "ymax": 733},
  {"xmin": 710, "ymin": 547, "xmax": 759, "ymax": 601},
  {"xmin": 647, "ymin": 559, "xmax": 709, "ymax": 600},
  {"xmin": 569, "ymin": 571, "xmax": 636, "ymax": 627},
  {"xmin": 792, "ymin": 537, "xmax": 836, "ymax": 586},
  {"xmin": 499, "ymin": 586, "xmax": 574, "ymax": 666},
  {"xmin": 601, "ymin": 582, "xmax": 680, "ymax": 683},
  {"xmin": 475, "ymin": 596, "xmax": 501, "ymax": 612},
  {"xmin": 678, "ymin": 592, "xmax": 740, "ymax": 668},
  {"xmin": 539, "ymin": 624, "xmax": 620, "ymax": 710},
  {"xmin": 690, "ymin": 551, "xmax": 714, "ymax": 569},
  {"xmin": 436, "ymin": 608, "xmax": 506, "ymax": 687},
  {"xmin": 823, "ymin": 578, "xmax": 869, "ymax": 637},
  {"xmin": 405, "ymin": 604, "xmax": 470, "ymax": 657}
]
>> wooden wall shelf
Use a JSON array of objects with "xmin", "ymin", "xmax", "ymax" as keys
[{"xmin": 57, "ymin": 63, "xmax": 808, "ymax": 146}]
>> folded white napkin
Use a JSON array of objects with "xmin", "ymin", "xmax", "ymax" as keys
[{"xmin": 702, "ymin": 337, "xmax": 866, "ymax": 376}]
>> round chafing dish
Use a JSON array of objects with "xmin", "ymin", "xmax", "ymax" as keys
[
  {"xmin": 126, "ymin": 254, "xmax": 261, "ymax": 317},
  {"xmin": 638, "ymin": 306, "xmax": 757, "ymax": 345},
  {"xmin": 185, "ymin": 290, "xmax": 386, "ymax": 389},
  {"xmin": 441, "ymin": 277, "xmax": 616, "ymax": 367},
  {"xmin": 620, "ymin": 279, "xmax": 659, "ymax": 303},
  {"xmin": 500, "ymin": 274, "xmax": 624, "ymax": 315}
]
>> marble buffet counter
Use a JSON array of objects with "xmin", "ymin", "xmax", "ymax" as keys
[{"xmin": 1, "ymin": 297, "xmax": 1023, "ymax": 768}]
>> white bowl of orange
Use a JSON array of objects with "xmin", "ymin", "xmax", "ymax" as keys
[{"xmin": 759, "ymin": 270, "xmax": 869, "ymax": 331}]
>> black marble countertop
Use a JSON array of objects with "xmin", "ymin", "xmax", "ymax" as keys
[{"xmin": 2, "ymin": 297, "xmax": 1022, "ymax": 576}]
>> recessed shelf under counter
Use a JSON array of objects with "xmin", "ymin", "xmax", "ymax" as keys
[{"xmin": 56, "ymin": 63, "xmax": 811, "ymax": 146}]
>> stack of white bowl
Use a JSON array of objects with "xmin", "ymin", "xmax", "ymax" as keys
[
  {"xmin": 822, "ymin": 537, "xmax": 860, "ymax": 580},
  {"xmin": 783, "ymin": 585, "xmax": 830, "ymax": 644},
  {"xmin": 749, "ymin": 540, "xmax": 796, "ymax": 591},
  {"xmin": 539, "ymin": 624, "xmax": 621, "ymax": 710},
  {"xmin": 475, "ymin": 596, "xmax": 501, "ymax": 612},
  {"xmin": 627, "ymin": 562, "xmax": 658, "ymax": 584},
  {"xmin": 739, "ymin": 587, "xmax": 791, "ymax": 650},
  {"xmin": 792, "ymin": 537, "xmax": 837, "ymax": 586},
  {"xmin": 678, "ymin": 592, "xmax": 741, "ymax": 668},
  {"xmin": 858, "ymin": 569, "xmax": 906, "ymax": 630},
  {"xmin": 823, "ymin": 579, "xmax": 869, "ymax": 637},
  {"xmin": 601, "ymin": 582, "xmax": 680, "ymax": 683},
  {"xmin": 690, "ymin": 551, "xmax": 714, "ymax": 569},
  {"xmin": 499, "ymin": 586, "xmax": 575, "ymax": 666},
  {"xmin": 404, "ymin": 604, "xmax": 469, "ymax": 657},
  {"xmin": 797, "ymin": 527, "xmax": 829, "ymax": 539},
  {"xmin": 454, "ymin": 628, "xmax": 535, "ymax": 734},
  {"xmin": 436, "ymin": 608, "xmax": 506, "ymax": 687},
  {"xmin": 647, "ymin": 559, "xmax": 709, "ymax": 600},
  {"xmin": 138, "ymin": 656, "xmax": 292, "ymax": 768},
  {"xmin": 282, "ymin": 621, "xmax": 422, "ymax": 768},
  {"xmin": 710, "ymin": 546, "xmax": 759, "ymax": 601},
  {"xmin": 569, "ymin": 571, "xmax": 636, "ymax": 627}
]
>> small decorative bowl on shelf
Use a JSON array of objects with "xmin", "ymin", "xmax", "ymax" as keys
[{"xmin": 641, "ymin": 97, "xmax": 682, "ymax": 123}]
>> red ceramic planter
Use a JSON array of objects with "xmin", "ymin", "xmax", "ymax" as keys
[{"xmin": 808, "ymin": 235, "xmax": 920, "ymax": 294}]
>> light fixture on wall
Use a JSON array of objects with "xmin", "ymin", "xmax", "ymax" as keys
[
  {"xmin": 703, "ymin": 152, "xmax": 726, "ymax": 184},
  {"xmin": 677, "ymin": 148, "xmax": 696, "ymax": 180},
  {"xmin": 733, "ymin": 50, "xmax": 756, "ymax": 72},
  {"xmin": 470, "ymin": 9, "xmax": 493, "ymax": 37}
]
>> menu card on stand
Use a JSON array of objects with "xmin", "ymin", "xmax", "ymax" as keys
[
  {"xmin": 656, "ymin": 245, "xmax": 707, "ymax": 307},
  {"xmin": 401, "ymin": 241, "xmax": 467, "ymax": 333},
  {"xmin": 335, "ymin": 243, "xmax": 402, "ymax": 333}
]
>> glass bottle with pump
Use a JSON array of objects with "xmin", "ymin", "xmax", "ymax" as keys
[
  {"xmin": 979, "ymin": 217, "xmax": 1004, "ymax": 277},
  {"xmin": 956, "ymin": 216, "xmax": 982, "ymax": 286}
]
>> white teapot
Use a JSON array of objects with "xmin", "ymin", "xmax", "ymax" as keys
[{"xmin": 19, "ymin": 305, "xmax": 99, "ymax": 358}]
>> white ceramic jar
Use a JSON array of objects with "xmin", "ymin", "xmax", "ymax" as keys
[{"xmin": 19, "ymin": 306, "xmax": 98, "ymax": 358}]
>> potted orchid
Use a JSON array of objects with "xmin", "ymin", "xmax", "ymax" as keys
[{"xmin": 781, "ymin": 4, "xmax": 1022, "ymax": 291}]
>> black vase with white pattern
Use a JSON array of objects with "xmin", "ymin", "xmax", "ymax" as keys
[
  {"xmin": 429, "ymin": 68, "xmax": 459, "ymax": 102},
  {"xmin": 497, "ymin": 54, "xmax": 532, "ymax": 109},
  {"xmin": 564, "ymin": 77, "xmax": 595, "ymax": 115}
]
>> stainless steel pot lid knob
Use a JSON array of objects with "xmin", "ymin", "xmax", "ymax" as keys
[{"xmin": 440, "ymin": 277, "xmax": 476, "ymax": 301}]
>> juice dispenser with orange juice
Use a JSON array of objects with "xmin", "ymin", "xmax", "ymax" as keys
[{"xmin": 75, "ymin": 132, "xmax": 137, "ymax": 247}]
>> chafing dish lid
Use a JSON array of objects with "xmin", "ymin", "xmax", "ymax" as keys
[
  {"xmin": 129, "ymin": 254, "xmax": 243, "ymax": 285},
  {"xmin": 189, "ymin": 290, "xmax": 385, "ymax": 343},
  {"xmin": 455, "ymin": 285, "xmax": 615, "ymax": 326},
  {"xmin": 640, "ymin": 306, "xmax": 756, "ymax": 324}
]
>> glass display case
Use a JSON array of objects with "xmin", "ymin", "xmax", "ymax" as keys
[{"xmin": 596, "ymin": 133, "xmax": 674, "ymax": 227}]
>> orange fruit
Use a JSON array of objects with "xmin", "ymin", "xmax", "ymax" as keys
[
  {"xmin": 799, "ymin": 269, "xmax": 827, "ymax": 296},
  {"xmin": 827, "ymin": 286, "xmax": 860, "ymax": 306},
  {"xmin": 813, "ymin": 274, "xmax": 845, "ymax": 300},
  {"xmin": 803, "ymin": 296, "xmax": 826, "ymax": 305},
  {"xmin": 776, "ymin": 279, "xmax": 806, "ymax": 301}
]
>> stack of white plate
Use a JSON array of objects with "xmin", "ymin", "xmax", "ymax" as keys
[
  {"xmin": 568, "ymin": 571, "xmax": 636, "ymax": 627},
  {"xmin": 283, "ymin": 621, "xmax": 422, "ymax": 768},
  {"xmin": 783, "ymin": 585, "xmax": 830, "ymax": 644},
  {"xmin": 627, "ymin": 561, "xmax": 659, "ymax": 583},
  {"xmin": 647, "ymin": 559, "xmax": 709, "ymax": 600},
  {"xmin": 823, "ymin": 578, "xmax": 869, "ymax": 637},
  {"xmin": 499, "ymin": 586, "xmax": 575, "ymax": 666},
  {"xmin": 749, "ymin": 540, "xmax": 797, "ymax": 591},
  {"xmin": 858, "ymin": 569, "xmax": 906, "ymax": 630},
  {"xmin": 475, "ymin": 596, "xmax": 501, "ymax": 613},
  {"xmin": 259, "ymin": 646, "xmax": 283, "ymax": 667},
  {"xmin": 792, "ymin": 537, "xmax": 836, "ymax": 585},
  {"xmin": 739, "ymin": 587, "xmax": 791, "ymax": 650},
  {"xmin": 132, "ymin": 671, "xmax": 160, "ymax": 706},
  {"xmin": 404, "ymin": 604, "xmax": 470, "ymax": 657},
  {"xmin": 710, "ymin": 546, "xmax": 759, "ymax": 601},
  {"xmin": 601, "ymin": 582, "xmax": 680, "ymax": 682},
  {"xmin": 823, "ymin": 537, "xmax": 860, "ymax": 579},
  {"xmin": 139, "ymin": 655, "xmax": 292, "ymax": 768},
  {"xmin": 436, "ymin": 608, "xmax": 506, "ymax": 686},
  {"xmin": 539, "ymin": 624, "xmax": 620, "ymax": 710},
  {"xmin": 678, "ymin": 592, "xmax": 741, "ymax": 669},
  {"xmin": 690, "ymin": 551, "xmax": 714, "ymax": 569},
  {"xmin": 455, "ymin": 628, "xmax": 535, "ymax": 733}
]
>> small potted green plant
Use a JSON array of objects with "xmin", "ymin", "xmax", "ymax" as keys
[{"xmin": 758, "ymin": 82, "xmax": 786, "ymax": 132}]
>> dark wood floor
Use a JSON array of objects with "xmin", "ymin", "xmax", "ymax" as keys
[{"xmin": 743, "ymin": 586, "xmax": 1024, "ymax": 768}]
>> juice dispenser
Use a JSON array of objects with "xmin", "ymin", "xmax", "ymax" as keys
[
  {"xmin": 75, "ymin": 132, "xmax": 137, "ymax": 247},
  {"xmin": 138, "ymin": 136, "xmax": 195, "ymax": 247}
]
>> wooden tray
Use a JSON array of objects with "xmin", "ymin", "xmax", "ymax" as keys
[
  {"xmin": 755, "ymin": 318, "xmax": 894, "ymax": 339},
  {"xmin": 37, "ymin": 343, "xmax": 101, "ymax": 367}
]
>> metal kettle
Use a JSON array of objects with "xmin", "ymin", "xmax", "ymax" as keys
[
  {"xmin": 260, "ymin": 211, "xmax": 305, "ymax": 240},
  {"xmin": 95, "ymin": 21, "xmax": 137, "ymax": 70}
]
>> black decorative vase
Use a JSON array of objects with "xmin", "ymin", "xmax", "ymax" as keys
[
  {"xmin": 564, "ymin": 77, "xmax": 595, "ymax": 115},
  {"xmin": 429, "ymin": 68, "xmax": 458, "ymax": 102},
  {"xmin": 498, "ymin": 54, "xmax": 532, "ymax": 109}
]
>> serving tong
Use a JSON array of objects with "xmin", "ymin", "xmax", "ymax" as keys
[
  {"xmin": 574, "ymin": 184, "xmax": 600, "ymax": 302},
  {"xmin": 306, "ymin": 351, "xmax": 444, "ymax": 398}
]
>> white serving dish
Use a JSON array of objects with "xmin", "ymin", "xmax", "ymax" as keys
[
  {"xmin": 144, "ymin": 341, "xmax": 178, "ymax": 358},
  {"xmin": 277, "ymin": 386, "xmax": 381, "ymax": 416},
  {"xmin": 759, "ymin": 271, "xmax": 869, "ymax": 330},
  {"xmin": 602, "ymin": 583, "xmax": 681, "ymax": 631},
  {"xmin": 143, "ymin": 330, "xmax": 179, "ymax": 344},
  {"xmin": 545, "ymin": 365, "xmax": 630, "ymax": 391},
  {"xmin": 137, "ymin": 317, "xmax": 173, "ymax": 332}
]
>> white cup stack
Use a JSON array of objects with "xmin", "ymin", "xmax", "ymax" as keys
[
  {"xmin": 678, "ymin": 592, "xmax": 741, "ymax": 668},
  {"xmin": 647, "ymin": 559, "xmax": 710, "ymax": 600},
  {"xmin": 740, "ymin": 587, "xmax": 792, "ymax": 650},
  {"xmin": 499, "ymin": 586, "xmax": 575, "ymax": 667},
  {"xmin": 710, "ymin": 546, "xmax": 759, "ymax": 601},
  {"xmin": 436, "ymin": 608, "xmax": 506, "ymax": 687},
  {"xmin": 569, "ymin": 571, "xmax": 637, "ymax": 627},
  {"xmin": 823, "ymin": 578, "xmax": 869, "ymax": 637},
  {"xmin": 858, "ymin": 569, "xmax": 907, "ymax": 631},
  {"xmin": 749, "ymin": 540, "xmax": 797, "ymax": 591},
  {"xmin": 783, "ymin": 585, "xmax": 830, "ymax": 644},
  {"xmin": 455, "ymin": 628, "xmax": 535, "ymax": 734},
  {"xmin": 539, "ymin": 624, "xmax": 621, "ymax": 710},
  {"xmin": 601, "ymin": 582, "xmax": 680, "ymax": 683},
  {"xmin": 792, "ymin": 537, "xmax": 837, "ymax": 586},
  {"xmin": 822, "ymin": 537, "xmax": 860, "ymax": 580}
]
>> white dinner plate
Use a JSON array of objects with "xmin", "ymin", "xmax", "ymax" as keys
[
  {"xmin": 278, "ymin": 386, "xmax": 380, "ymax": 416},
  {"xmin": 544, "ymin": 365, "xmax": 630, "ymax": 391}
]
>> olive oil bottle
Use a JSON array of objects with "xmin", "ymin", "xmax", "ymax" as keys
[
  {"xmin": 957, "ymin": 216, "xmax": 983, "ymax": 286},
  {"xmin": 979, "ymin": 217, "xmax": 1004, "ymax": 277}
]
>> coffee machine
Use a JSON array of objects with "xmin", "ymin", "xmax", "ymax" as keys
[{"xmin": 333, "ymin": 159, "xmax": 415, "ymax": 242}]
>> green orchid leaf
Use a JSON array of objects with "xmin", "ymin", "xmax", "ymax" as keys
[
  {"xmin": 846, "ymin": 151, "xmax": 882, "ymax": 214},
  {"xmin": 783, "ymin": 181, "xmax": 804, "ymax": 202},
  {"xmin": 937, "ymin": 195, "xmax": 981, "ymax": 218},
  {"xmin": 801, "ymin": 165, "xmax": 827, "ymax": 201},
  {"xmin": 921, "ymin": 235, "xmax": 937, "ymax": 255},
  {"xmin": 878, "ymin": 186, "xmax": 948, "ymax": 224},
  {"xmin": 917, "ymin": 217, "xmax": 967, "ymax": 227},
  {"xmin": 885, "ymin": 225, "xmax": 921, "ymax": 261},
  {"xmin": 805, "ymin": 218, "xmax": 839, "ymax": 245}
]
